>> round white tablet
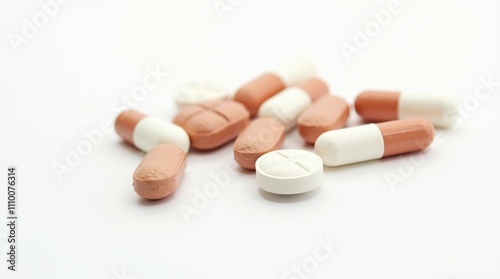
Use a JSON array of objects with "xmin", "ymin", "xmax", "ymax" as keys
[
  {"xmin": 175, "ymin": 81, "xmax": 229, "ymax": 109},
  {"xmin": 256, "ymin": 149, "xmax": 323, "ymax": 195}
]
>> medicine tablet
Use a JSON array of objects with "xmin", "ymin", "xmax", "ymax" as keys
[
  {"xmin": 315, "ymin": 118, "xmax": 434, "ymax": 167},
  {"xmin": 256, "ymin": 149, "xmax": 323, "ymax": 195},
  {"xmin": 115, "ymin": 110, "xmax": 190, "ymax": 153},
  {"xmin": 173, "ymin": 100, "xmax": 250, "ymax": 150},
  {"xmin": 234, "ymin": 57, "xmax": 317, "ymax": 116},
  {"xmin": 354, "ymin": 90, "xmax": 459, "ymax": 128},
  {"xmin": 297, "ymin": 95, "xmax": 350, "ymax": 144},
  {"xmin": 133, "ymin": 144, "xmax": 187, "ymax": 200},
  {"xmin": 175, "ymin": 81, "xmax": 229, "ymax": 109},
  {"xmin": 234, "ymin": 118, "xmax": 286, "ymax": 170}
]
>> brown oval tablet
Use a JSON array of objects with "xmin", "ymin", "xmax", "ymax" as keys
[
  {"xmin": 297, "ymin": 78, "xmax": 329, "ymax": 102},
  {"xmin": 133, "ymin": 144, "xmax": 187, "ymax": 200},
  {"xmin": 173, "ymin": 100, "xmax": 250, "ymax": 150},
  {"xmin": 297, "ymin": 95, "xmax": 350, "ymax": 144},
  {"xmin": 233, "ymin": 73, "xmax": 286, "ymax": 117},
  {"xmin": 233, "ymin": 118, "xmax": 286, "ymax": 170}
]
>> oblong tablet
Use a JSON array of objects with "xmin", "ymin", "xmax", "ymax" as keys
[
  {"xmin": 175, "ymin": 81, "xmax": 229, "ymax": 109},
  {"xmin": 173, "ymin": 100, "xmax": 250, "ymax": 150},
  {"xmin": 256, "ymin": 149, "xmax": 323, "ymax": 195},
  {"xmin": 133, "ymin": 144, "xmax": 187, "ymax": 200},
  {"xmin": 297, "ymin": 95, "xmax": 350, "ymax": 144},
  {"xmin": 234, "ymin": 118, "xmax": 286, "ymax": 170}
]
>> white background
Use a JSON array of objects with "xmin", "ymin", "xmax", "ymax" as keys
[{"xmin": 1, "ymin": 0, "xmax": 500, "ymax": 278}]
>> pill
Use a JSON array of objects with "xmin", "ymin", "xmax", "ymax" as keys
[
  {"xmin": 175, "ymin": 81, "xmax": 229, "ymax": 109},
  {"xmin": 315, "ymin": 118, "xmax": 434, "ymax": 167},
  {"xmin": 133, "ymin": 144, "xmax": 187, "ymax": 200},
  {"xmin": 354, "ymin": 90, "xmax": 459, "ymax": 128},
  {"xmin": 234, "ymin": 57, "xmax": 317, "ymax": 116},
  {"xmin": 258, "ymin": 78, "xmax": 329, "ymax": 131},
  {"xmin": 173, "ymin": 100, "xmax": 250, "ymax": 150},
  {"xmin": 115, "ymin": 110, "xmax": 190, "ymax": 153},
  {"xmin": 233, "ymin": 118, "xmax": 286, "ymax": 170},
  {"xmin": 297, "ymin": 95, "xmax": 350, "ymax": 144},
  {"xmin": 256, "ymin": 149, "xmax": 323, "ymax": 195}
]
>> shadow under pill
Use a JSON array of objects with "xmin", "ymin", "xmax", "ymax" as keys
[
  {"xmin": 117, "ymin": 141, "xmax": 145, "ymax": 157},
  {"xmin": 258, "ymin": 187, "xmax": 321, "ymax": 203},
  {"xmin": 322, "ymin": 159, "xmax": 382, "ymax": 173},
  {"xmin": 136, "ymin": 191, "xmax": 177, "ymax": 206},
  {"xmin": 237, "ymin": 166, "xmax": 255, "ymax": 175}
]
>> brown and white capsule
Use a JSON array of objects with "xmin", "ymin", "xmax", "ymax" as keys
[
  {"xmin": 234, "ymin": 57, "xmax": 316, "ymax": 116},
  {"xmin": 315, "ymin": 118, "xmax": 434, "ymax": 166},
  {"xmin": 297, "ymin": 95, "xmax": 350, "ymax": 144},
  {"xmin": 173, "ymin": 100, "xmax": 250, "ymax": 150},
  {"xmin": 115, "ymin": 110, "xmax": 190, "ymax": 153},
  {"xmin": 258, "ymin": 78, "xmax": 329, "ymax": 131},
  {"xmin": 354, "ymin": 90, "xmax": 459, "ymax": 128},
  {"xmin": 233, "ymin": 118, "xmax": 286, "ymax": 170},
  {"xmin": 133, "ymin": 144, "xmax": 187, "ymax": 200}
]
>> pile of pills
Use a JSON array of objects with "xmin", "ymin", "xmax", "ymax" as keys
[{"xmin": 114, "ymin": 58, "xmax": 459, "ymax": 199}]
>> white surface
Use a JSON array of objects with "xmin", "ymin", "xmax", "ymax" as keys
[
  {"xmin": 1, "ymin": 0, "xmax": 500, "ymax": 279},
  {"xmin": 133, "ymin": 117, "xmax": 190, "ymax": 153},
  {"xmin": 270, "ymin": 56, "xmax": 317, "ymax": 86},
  {"xmin": 175, "ymin": 81, "xmax": 229, "ymax": 109},
  {"xmin": 259, "ymin": 87, "xmax": 312, "ymax": 131},
  {"xmin": 315, "ymin": 124, "xmax": 385, "ymax": 166},
  {"xmin": 256, "ymin": 149, "xmax": 323, "ymax": 195},
  {"xmin": 398, "ymin": 92, "xmax": 460, "ymax": 128}
]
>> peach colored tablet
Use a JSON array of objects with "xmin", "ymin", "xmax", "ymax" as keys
[
  {"xmin": 173, "ymin": 100, "xmax": 250, "ymax": 150},
  {"xmin": 133, "ymin": 144, "xmax": 187, "ymax": 200},
  {"xmin": 297, "ymin": 95, "xmax": 350, "ymax": 144},
  {"xmin": 234, "ymin": 118, "xmax": 286, "ymax": 170}
]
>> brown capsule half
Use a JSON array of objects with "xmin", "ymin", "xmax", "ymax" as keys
[
  {"xmin": 233, "ymin": 73, "xmax": 286, "ymax": 117},
  {"xmin": 297, "ymin": 95, "xmax": 350, "ymax": 144},
  {"xmin": 173, "ymin": 100, "xmax": 250, "ymax": 150},
  {"xmin": 233, "ymin": 118, "xmax": 286, "ymax": 170},
  {"xmin": 133, "ymin": 144, "xmax": 187, "ymax": 200},
  {"xmin": 354, "ymin": 90, "xmax": 401, "ymax": 122},
  {"xmin": 376, "ymin": 118, "xmax": 435, "ymax": 157}
]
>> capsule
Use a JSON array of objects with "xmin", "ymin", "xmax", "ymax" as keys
[
  {"xmin": 297, "ymin": 95, "xmax": 350, "ymax": 144},
  {"xmin": 315, "ymin": 118, "xmax": 434, "ymax": 167},
  {"xmin": 234, "ymin": 57, "xmax": 317, "ymax": 116},
  {"xmin": 258, "ymin": 78, "xmax": 329, "ymax": 131},
  {"xmin": 115, "ymin": 110, "xmax": 190, "ymax": 153},
  {"xmin": 133, "ymin": 144, "xmax": 187, "ymax": 200},
  {"xmin": 354, "ymin": 90, "xmax": 459, "ymax": 128}
]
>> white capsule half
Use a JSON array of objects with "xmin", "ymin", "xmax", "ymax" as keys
[
  {"xmin": 269, "ymin": 56, "xmax": 317, "ymax": 86},
  {"xmin": 133, "ymin": 117, "xmax": 190, "ymax": 153},
  {"xmin": 398, "ymin": 93, "xmax": 459, "ymax": 128},
  {"xmin": 314, "ymin": 124, "xmax": 384, "ymax": 167},
  {"xmin": 258, "ymin": 87, "xmax": 312, "ymax": 132}
]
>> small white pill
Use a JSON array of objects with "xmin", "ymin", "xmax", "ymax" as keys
[
  {"xmin": 175, "ymin": 81, "xmax": 229, "ymax": 109},
  {"xmin": 256, "ymin": 149, "xmax": 323, "ymax": 195}
]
